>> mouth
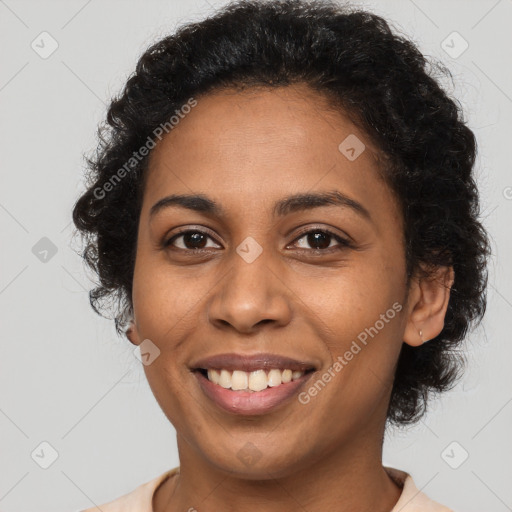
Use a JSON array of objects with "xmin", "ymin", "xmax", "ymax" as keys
[
  {"xmin": 192, "ymin": 367, "xmax": 316, "ymax": 415},
  {"xmin": 193, "ymin": 367, "xmax": 315, "ymax": 391}
]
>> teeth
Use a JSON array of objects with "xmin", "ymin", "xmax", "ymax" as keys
[
  {"xmin": 267, "ymin": 369, "xmax": 282, "ymax": 387},
  {"xmin": 249, "ymin": 369, "xmax": 268, "ymax": 391},
  {"xmin": 218, "ymin": 369, "xmax": 231, "ymax": 389},
  {"xmin": 282, "ymin": 369, "xmax": 293, "ymax": 383},
  {"xmin": 231, "ymin": 370, "xmax": 248, "ymax": 390},
  {"xmin": 207, "ymin": 369, "xmax": 220, "ymax": 385},
  {"xmin": 205, "ymin": 368, "xmax": 307, "ymax": 391}
]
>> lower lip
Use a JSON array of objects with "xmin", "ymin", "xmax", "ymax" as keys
[{"xmin": 193, "ymin": 370, "xmax": 313, "ymax": 415}]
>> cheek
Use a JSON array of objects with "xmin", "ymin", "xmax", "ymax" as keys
[
  {"xmin": 297, "ymin": 259, "xmax": 402, "ymax": 339},
  {"xmin": 132, "ymin": 264, "xmax": 197, "ymax": 418},
  {"xmin": 132, "ymin": 253, "xmax": 200, "ymax": 336},
  {"xmin": 141, "ymin": 363, "xmax": 194, "ymax": 438},
  {"xmin": 299, "ymin": 280, "xmax": 403, "ymax": 422},
  {"xmin": 293, "ymin": 257, "xmax": 405, "ymax": 402}
]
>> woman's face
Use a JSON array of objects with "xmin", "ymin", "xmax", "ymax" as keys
[{"xmin": 128, "ymin": 84, "xmax": 415, "ymax": 477}]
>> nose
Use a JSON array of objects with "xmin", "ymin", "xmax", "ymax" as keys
[{"xmin": 207, "ymin": 249, "xmax": 293, "ymax": 334}]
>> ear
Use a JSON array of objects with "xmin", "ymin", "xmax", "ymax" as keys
[
  {"xmin": 125, "ymin": 318, "xmax": 142, "ymax": 346},
  {"xmin": 403, "ymin": 264, "xmax": 455, "ymax": 347}
]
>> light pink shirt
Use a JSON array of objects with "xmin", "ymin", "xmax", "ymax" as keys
[{"xmin": 79, "ymin": 466, "xmax": 453, "ymax": 511}]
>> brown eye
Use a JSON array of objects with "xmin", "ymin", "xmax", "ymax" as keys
[
  {"xmin": 304, "ymin": 231, "xmax": 331, "ymax": 250},
  {"xmin": 164, "ymin": 230, "xmax": 220, "ymax": 251},
  {"xmin": 291, "ymin": 229, "xmax": 353, "ymax": 252}
]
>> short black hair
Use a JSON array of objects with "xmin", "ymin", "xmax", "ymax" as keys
[{"xmin": 72, "ymin": 0, "xmax": 491, "ymax": 426}]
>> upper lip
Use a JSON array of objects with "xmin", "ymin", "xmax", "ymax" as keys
[{"xmin": 190, "ymin": 352, "xmax": 317, "ymax": 373}]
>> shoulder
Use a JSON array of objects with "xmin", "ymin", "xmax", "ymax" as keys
[
  {"xmin": 78, "ymin": 466, "xmax": 179, "ymax": 512},
  {"xmin": 385, "ymin": 466, "xmax": 454, "ymax": 512}
]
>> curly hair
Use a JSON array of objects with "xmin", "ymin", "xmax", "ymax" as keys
[{"xmin": 72, "ymin": 0, "xmax": 491, "ymax": 426}]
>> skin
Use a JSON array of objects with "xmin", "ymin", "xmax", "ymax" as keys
[{"xmin": 126, "ymin": 83, "xmax": 454, "ymax": 512}]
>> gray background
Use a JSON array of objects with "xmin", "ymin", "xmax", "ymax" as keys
[{"xmin": 0, "ymin": 0, "xmax": 510, "ymax": 511}]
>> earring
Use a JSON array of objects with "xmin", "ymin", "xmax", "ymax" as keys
[{"xmin": 419, "ymin": 329, "xmax": 428, "ymax": 344}]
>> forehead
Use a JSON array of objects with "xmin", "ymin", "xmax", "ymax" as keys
[{"xmin": 143, "ymin": 84, "xmax": 399, "ymax": 224}]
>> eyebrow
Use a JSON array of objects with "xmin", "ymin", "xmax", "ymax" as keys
[{"xmin": 149, "ymin": 190, "xmax": 372, "ymax": 222}]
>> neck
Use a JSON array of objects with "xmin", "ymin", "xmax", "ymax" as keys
[{"xmin": 154, "ymin": 431, "xmax": 402, "ymax": 512}]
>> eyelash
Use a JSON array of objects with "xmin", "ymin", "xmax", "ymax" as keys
[{"xmin": 163, "ymin": 226, "xmax": 354, "ymax": 254}]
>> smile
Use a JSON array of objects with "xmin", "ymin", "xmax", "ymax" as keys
[
  {"xmin": 193, "ymin": 368, "xmax": 315, "ymax": 415},
  {"xmin": 201, "ymin": 367, "xmax": 309, "ymax": 392}
]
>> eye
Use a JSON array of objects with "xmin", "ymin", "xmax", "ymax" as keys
[
  {"xmin": 164, "ymin": 229, "xmax": 220, "ymax": 251},
  {"xmin": 289, "ymin": 228, "xmax": 353, "ymax": 252},
  {"xmin": 163, "ymin": 227, "xmax": 354, "ymax": 253}
]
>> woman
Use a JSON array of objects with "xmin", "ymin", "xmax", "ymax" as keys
[{"xmin": 72, "ymin": 0, "xmax": 490, "ymax": 510}]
